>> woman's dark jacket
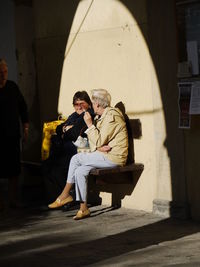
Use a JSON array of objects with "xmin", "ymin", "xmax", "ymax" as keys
[
  {"xmin": 0, "ymin": 80, "xmax": 29, "ymax": 137},
  {"xmin": 56, "ymin": 108, "xmax": 94, "ymax": 141},
  {"xmin": 50, "ymin": 108, "xmax": 94, "ymax": 155},
  {"xmin": 0, "ymin": 80, "xmax": 28, "ymax": 177}
]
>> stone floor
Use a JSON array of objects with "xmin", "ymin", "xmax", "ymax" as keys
[{"xmin": 1, "ymin": 204, "xmax": 200, "ymax": 267}]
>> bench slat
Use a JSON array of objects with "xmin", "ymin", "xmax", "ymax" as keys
[{"xmin": 89, "ymin": 163, "xmax": 144, "ymax": 176}]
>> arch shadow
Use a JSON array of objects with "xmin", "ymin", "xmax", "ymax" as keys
[{"xmin": 120, "ymin": 0, "xmax": 187, "ymax": 217}]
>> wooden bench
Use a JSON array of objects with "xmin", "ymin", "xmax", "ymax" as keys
[
  {"xmin": 90, "ymin": 163, "xmax": 144, "ymax": 176},
  {"xmin": 90, "ymin": 162, "xmax": 144, "ymax": 184}
]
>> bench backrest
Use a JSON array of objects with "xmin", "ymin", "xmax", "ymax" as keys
[
  {"xmin": 126, "ymin": 117, "xmax": 142, "ymax": 164},
  {"xmin": 115, "ymin": 102, "xmax": 142, "ymax": 164}
]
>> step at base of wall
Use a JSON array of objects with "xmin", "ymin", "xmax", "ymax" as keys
[{"xmin": 153, "ymin": 199, "xmax": 190, "ymax": 220}]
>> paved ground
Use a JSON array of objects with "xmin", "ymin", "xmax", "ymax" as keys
[{"xmin": 0, "ymin": 204, "xmax": 200, "ymax": 267}]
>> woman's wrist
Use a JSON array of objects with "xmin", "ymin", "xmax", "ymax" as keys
[{"xmin": 87, "ymin": 123, "xmax": 93, "ymax": 128}]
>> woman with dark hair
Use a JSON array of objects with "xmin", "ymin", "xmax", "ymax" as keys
[{"xmin": 43, "ymin": 91, "xmax": 94, "ymax": 203}]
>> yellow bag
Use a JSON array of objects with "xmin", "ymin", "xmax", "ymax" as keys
[{"xmin": 41, "ymin": 116, "xmax": 66, "ymax": 161}]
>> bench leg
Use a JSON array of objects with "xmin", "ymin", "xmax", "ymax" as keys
[{"xmin": 111, "ymin": 193, "xmax": 121, "ymax": 208}]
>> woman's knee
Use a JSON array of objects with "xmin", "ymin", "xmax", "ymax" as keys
[
  {"xmin": 74, "ymin": 166, "xmax": 90, "ymax": 181},
  {"xmin": 70, "ymin": 154, "xmax": 79, "ymax": 165},
  {"xmin": 74, "ymin": 167, "xmax": 84, "ymax": 179}
]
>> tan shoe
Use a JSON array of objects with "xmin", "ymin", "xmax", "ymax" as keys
[
  {"xmin": 73, "ymin": 209, "xmax": 91, "ymax": 220},
  {"xmin": 48, "ymin": 195, "xmax": 73, "ymax": 209}
]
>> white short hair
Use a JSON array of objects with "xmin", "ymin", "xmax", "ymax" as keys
[{"xmin": 91, "ymin": 89, "xmax": 111, "ymax": 108}]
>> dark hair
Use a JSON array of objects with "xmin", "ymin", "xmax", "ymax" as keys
[{"xmin": 72, "ymin": 91, "xmax": 92, "ymax": 106}]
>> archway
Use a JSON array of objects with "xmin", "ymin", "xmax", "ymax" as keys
[{"xmin": 58, "ymin": 0, "xmax": 186, "ymax": 214}]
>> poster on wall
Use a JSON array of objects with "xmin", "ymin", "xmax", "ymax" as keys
[
  {"xmin": 189, "ymin": 81, "xmax": 200, "ymax": 114},
  {"xmin": 178, "ymin": 82, "xmax": 192, "ymax": 129}
]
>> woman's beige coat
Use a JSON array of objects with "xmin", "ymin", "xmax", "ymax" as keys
[{"xmin": 86, "ymin": 107, "xmax": 128, "ymax": 166}]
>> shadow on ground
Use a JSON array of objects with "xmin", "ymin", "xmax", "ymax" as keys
[{"xmin": 0, "ymin": 205, "xmax": 200, "ymax": 266}]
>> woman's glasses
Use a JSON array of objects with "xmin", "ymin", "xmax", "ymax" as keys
[{"xmin": 74, "ymin": 101, "xmax": 88, "ymax": 107}]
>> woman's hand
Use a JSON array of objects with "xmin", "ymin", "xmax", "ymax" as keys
[
  {"xmin": 97, "ymin": 145, "xmax": 111, "ymax": 153},
  {"xmin": 62, "ymin": 125, "xmax": 73, "ymax": 133},
  {"xmin": 84, "ymin": 111, "xmax": 93, "ymax": 128}
]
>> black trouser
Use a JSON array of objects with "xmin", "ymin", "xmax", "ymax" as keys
[{"xmin": 42, "ymin": 140, "xmax": 77, "ymax": 203}]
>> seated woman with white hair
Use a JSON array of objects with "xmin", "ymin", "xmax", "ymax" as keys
[{"xmin": 48, "ymin": 89, "xmax": 128, "ymax": 220}]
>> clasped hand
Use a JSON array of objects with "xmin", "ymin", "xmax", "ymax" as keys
[
  {"xmin": 97, "ymin": 145, "xmax": 111, "ymax": 153},
  {"xmin": 62, "ymin": 125, "xmax": 73, "ymax": 133}
]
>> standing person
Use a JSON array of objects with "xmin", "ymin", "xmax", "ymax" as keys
[
  {"xmin": 0, "ymin": 59, "xmax": 29, "ymax": 209},
  {"xmin": 43, "ymin": 91, "xmax": 94, "ymax": 203},
  {"xmin": 48, "ymin": 89, "xmax": 128, "ymax": 220}
]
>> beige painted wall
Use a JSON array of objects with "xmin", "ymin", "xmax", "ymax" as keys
[{"xmin": 58, "ymin": 0, "xmax": 172, "ymax": 212}]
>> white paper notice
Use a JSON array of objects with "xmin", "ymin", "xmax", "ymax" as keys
[{"xmin": 189, "ymin": 81, "xmax": 200, "ymax": 114}]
